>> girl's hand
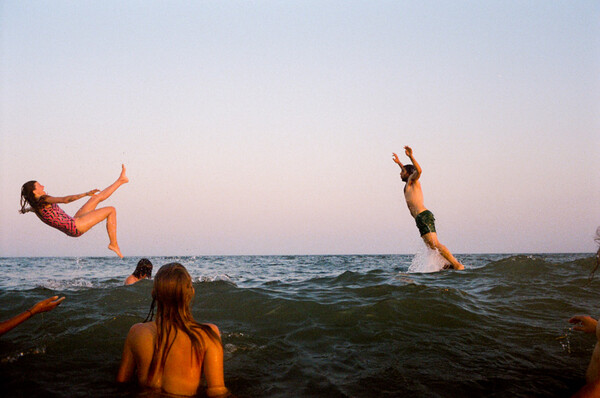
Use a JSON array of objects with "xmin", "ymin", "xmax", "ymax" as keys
[{"xmin": 87, "ymin": 189, "xmax": 99, "ymax": 196}]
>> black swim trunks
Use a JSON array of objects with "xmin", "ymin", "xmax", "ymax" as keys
[{"xmin": 415, "ymin": 210, "xmax": 436, "ymax": 236}]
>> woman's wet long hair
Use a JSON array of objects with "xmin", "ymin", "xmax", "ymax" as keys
[{"xmin": 144, "ymin": 263, "xmax": 221, "ymax": 383}]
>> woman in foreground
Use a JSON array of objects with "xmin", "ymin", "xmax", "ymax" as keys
[
  {"xmin": 20, "ymin": 165, "xmax": 128, "ymax": 258},
  {"xmin": 117, "ymin": 263, "xmax": 229, "ymax": 397}
]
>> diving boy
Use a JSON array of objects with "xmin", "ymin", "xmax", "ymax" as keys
[{"xmin": 393, "ymin": 146, "xmax": 464, "ymax": 270}]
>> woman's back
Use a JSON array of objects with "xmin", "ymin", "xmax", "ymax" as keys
[
  {"xmin": 157, "ymin": 322, "xmax": 204, "ymax": 395},
  {"xmin": 117, "ymin": 263, "xmax": 228, "ymax": 397},
  {"xmin": 118, "ymin": 321, "xmax": 225, "ymax": 396}
]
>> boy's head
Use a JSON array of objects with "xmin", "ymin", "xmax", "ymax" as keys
[
  {"xmin": 401, "ymin": 164, "xmax": 416, "ymax": 182},
  {"xmin": 133, "ymin": 258, "xmax": 153, "ymax": 279}
]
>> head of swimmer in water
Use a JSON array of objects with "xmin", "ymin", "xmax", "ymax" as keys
[
  {"xmin": 133, "ymin": 258, "xmax": 153, "ymax": 279},
  {"xmin": 20, "ymin": 180, "xmax": 46, "ymax": 213},
  {"xmin": 400, "ymin": 164, "xmax": 416, "ymax": 182}
]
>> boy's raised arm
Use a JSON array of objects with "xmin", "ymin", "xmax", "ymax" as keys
[
  {"xmin": 404, "ymin": 146, "xmax": 422, "ymax": 178},
  {"xmin": 392, "ymin": 153, "xmax": 405, "ymax": 171}
]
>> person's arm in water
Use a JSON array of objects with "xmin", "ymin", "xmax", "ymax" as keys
[
  {"xmin": 570, "ymin": 315, "xmax": 600, "ymax": 383},
  {"xmin": 404, "ymin": 146, "xmax": 422, "ymax": 182},
  {"xmin": 116, "ymin": 328, "xmax": 136, "ymax": 383},
  {"xmin": 116, "ymin": 323, "xmax": 154, "ymax": 384},
  {"xmin": 42, "ymin": 190, "xmax": 100, "ymax": 205},
  {"xmin": 0, "ymin": 296, "xmax": 65, "ymax": 336},
  {"xmin": 572, "ymin": 379, "xmax": 600, "ymax": 398},
  {"xmin": 203, "ymin": 324, "xmax": 230, "ymax": 397}
]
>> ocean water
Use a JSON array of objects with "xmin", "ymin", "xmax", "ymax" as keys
[{"xmin": 0, "ymin": 252, "xmax": 597, "ymax": 397}]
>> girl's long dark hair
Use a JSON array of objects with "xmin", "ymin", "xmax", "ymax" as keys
[
  {"xmin": 144, "ymin": 263, "xmax": 221, "ymax": 384},
  {"xmin": 20, "ymin": 181, "xmax": 44, "ymax": 214}
]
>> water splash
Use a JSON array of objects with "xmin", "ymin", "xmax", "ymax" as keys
[
  {"xmin": 40, "ymin": 278, "xmax": 94, "ymax": 290},
  {"xmin": 196, "ymin": 274, "xmax": 237, "ymax": 286},
  {"xmin": 1, "ymin": 346, "xmax": 46, "ymax": 363},
  {"xmin": 556, "ymin": 327, "xmax": 573, "ymax": 354},
  {"xmin": 408, "ymin": 244, "xmax": 448, "ymax": 273}
]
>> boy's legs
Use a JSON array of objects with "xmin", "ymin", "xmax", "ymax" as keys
[{"xmin": 422, "ymin": 232, "xmax": 464, "ymax": 270}]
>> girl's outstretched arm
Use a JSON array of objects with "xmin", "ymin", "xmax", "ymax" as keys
[
  {"xmin": 43, "ymin": 190, "xmax": 99, "ymax": 205},
  {"xmin": 0, "ymin": 296, "xmax": 65, "ymax": 336}
]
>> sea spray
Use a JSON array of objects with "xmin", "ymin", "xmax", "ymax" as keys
[{"xmin": 408, "ymin": 244, "xmax": 447, "ymax": 273}]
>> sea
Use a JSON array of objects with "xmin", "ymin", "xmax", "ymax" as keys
[{"xmin": 0, "ymin": 251, "xmax": 597, "ymax": 397}]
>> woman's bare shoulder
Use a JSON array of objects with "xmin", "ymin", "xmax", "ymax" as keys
[
  {"xmin": 200, "ymin": 323, "xmax": 220, "ymax": 336},
  {"xmin": 128, "ymin": 321, "xmax": 156, "ymax": 339}
]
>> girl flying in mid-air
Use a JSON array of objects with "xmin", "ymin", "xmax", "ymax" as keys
[{"xmin": 20, "ymin": 165, "xmax": 128, "ymax": 258}]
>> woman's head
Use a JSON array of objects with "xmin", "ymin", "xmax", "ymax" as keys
[
  {"xmin": 133, "ymin": 258, "xmax": 153, "ymax": 279},
  {"xmin": 152, "ymin": 263, "xmax": 195, "ymax": 320},
  {"xmin": 20, "ymin": 180, "xmax": 44, "ymax": 213}
]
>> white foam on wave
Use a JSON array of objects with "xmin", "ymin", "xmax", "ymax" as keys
[
  {"xmin": 1, "ymin": 346, "xmax": 46, "ymax": 363},
  {"xmin": 195, "ymin": 274, "xmax": 237, "ymax": 286},
  {"xmin": 407, "ymin": 244, "xmax": 448, "ymax": 273},
  {"xmin": 39, "ymin": 278, "xmax": 94, "ymax": 290}
]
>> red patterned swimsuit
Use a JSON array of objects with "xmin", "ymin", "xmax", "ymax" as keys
[{"xmin": 36, "ymin": 204, "xmax": 82, "ymax": 237}]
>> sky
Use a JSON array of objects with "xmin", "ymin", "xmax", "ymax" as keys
[{"xmin": 1, "ymin": 1, "xmax": 599, "ymax": 257}]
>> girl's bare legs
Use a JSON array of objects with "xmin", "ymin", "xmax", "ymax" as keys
[
  {"xmin": 75, "ymin": 165, "xmax": 128, "ymax": 218},
  {"xmin": 74, "ymin": 165, "xmax": 128, "ymax": 258}
]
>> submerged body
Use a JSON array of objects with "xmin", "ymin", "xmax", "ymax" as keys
[
  {"xmin": 125, "ymin": 259, "xmax": 153, "ymax": 285},
  {"xmin": 117, "ymin": 263, "xmax": 228, "ymax": 397}
]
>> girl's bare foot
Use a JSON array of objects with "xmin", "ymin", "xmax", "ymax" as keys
[
  {"xmin": 108, "ymin": 243, "xmax": 124, "ymax": 258},
  {"xmin": 118, "ymin": 164, "xmax": 129, "ymax": 184}
]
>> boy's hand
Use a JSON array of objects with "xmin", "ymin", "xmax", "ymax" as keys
[
  {"xmin": 392, "ymin": 153, "xmax": 402, "ymax": 166},
  {"xmin": 404, "ymin": 146, "xmax": 413, "ymax": 157}
]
